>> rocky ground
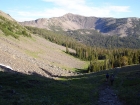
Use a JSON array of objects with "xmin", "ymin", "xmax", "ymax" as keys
[{"xmin": 0, "ymin": 34, "xmax": 87, "ymax": 78}]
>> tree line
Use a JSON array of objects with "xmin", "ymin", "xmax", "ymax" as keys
[{"xmin": 87, "ymin": 48, "xmax": 140, "ymax": 72}]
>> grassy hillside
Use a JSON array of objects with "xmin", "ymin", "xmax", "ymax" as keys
[
  {"xmin": 0, "ymin": 15, "xmax": 31, "ymax": 39},
  {"xmin": 0, "ymin": 65, "xmax": 139, "ymax": 105},
  {"xmin": 113, "ymin": 65, "xmax": 140, "ymax": 105}
]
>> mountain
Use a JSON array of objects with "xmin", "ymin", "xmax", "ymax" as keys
[{"xmin": 20, "ymin": 13, "xmax": 140, "ymax": 37}]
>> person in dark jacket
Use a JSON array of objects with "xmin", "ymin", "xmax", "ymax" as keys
[
  {"xmin": 106, "ymin": 73, "xmax": 109, "ymax": 82},
  {"xmin": 110, "ymin": 74, "xmax": 114, "ymax": 86}
]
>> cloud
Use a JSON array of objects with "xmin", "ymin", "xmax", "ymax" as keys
[
  {"xmin": 42, "ymin": 0, "xmax": 130, "ymax": 17},
  {"xmin": 42, "ymin": 0, "xmax": 86, "ymax": 7},
  {"xmin": 8, "ymin": 8, "xmax": 68, "ymax": 22},
  {"xmin": 8, "ymin": 0, "xmax": 130, "ymax": 21},
  {"xmin": 109, "ymin": 6, "xmax": 130, "ymax": 12}
]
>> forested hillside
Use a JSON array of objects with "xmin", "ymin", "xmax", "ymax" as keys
[
  {"xmin": 26, "ymin": 26, "xmax": 140, "ymax": 73},
  {"xmin": 64, "ymin": 29, "xmax": 140, "ymax": 48}
]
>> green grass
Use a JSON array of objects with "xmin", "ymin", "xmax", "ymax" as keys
[
  {"xmin": 0, "ymin": 65, "xmax": 140, "ymax": 105},
  {"xmin": 25, "ymin": 50, "xmax": 41, "ymax": 58},
  {"xmin": 0, "ymin": 15, "xmax": 31, "ymax": 39},
  {"xmin": 0, "ymin": 67, "xmax": 104, "ymax": 105},
  {"xmin": 112, "ymin": 65, "xmax": 140, "ymax": 105},
  {"xmin": 82, "ymin": 61, "xmax": 90, "ymax": 69}
]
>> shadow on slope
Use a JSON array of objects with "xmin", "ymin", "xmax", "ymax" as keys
[
  {"xmin": 0, "ymin": 64, "xmax": 140, "ymax": 105},
  {"xmin": 0, "ymin": 65, "xmax": 102, "ymax": 105},
  {"xmin": 60, "ymin": 65, "xmax": 140, "ymax": 105},
  {"xmin": 111, "ymin": 65, "xmax": 140, "ymax": 105}
]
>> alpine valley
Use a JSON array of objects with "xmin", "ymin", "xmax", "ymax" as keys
[{"xmin": 0, "ymin": 10, "xmax": 140, "ymax": 105}]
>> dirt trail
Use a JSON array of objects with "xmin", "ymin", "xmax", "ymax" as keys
[
  {"xmin": 98, "ymin": 69, "xmax": 123, "ymax": 105},
  {"xmin": 98, "ymin": 82, "xmax": 122, "ymax": 105}
]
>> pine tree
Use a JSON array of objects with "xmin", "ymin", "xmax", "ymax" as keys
[
  {"xmin": 66, "ymin": 44, "xmax": 69, "ymax": 54},
  {"xmin": 133, "ymin": 53, "xmax": 138, "ymax": 64},
  {"xmin": 104, "ymin": 59, "xmax": 108, "ymax": 70}
]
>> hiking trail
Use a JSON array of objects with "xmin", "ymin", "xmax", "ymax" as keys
[{"xmin": 98, "ymin": 68, "xmax": 123, "ymax": 105}]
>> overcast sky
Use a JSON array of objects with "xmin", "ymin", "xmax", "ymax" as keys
[{"xmin": 0, "ymin": 0, "xmax": 139, "ymax": 22}]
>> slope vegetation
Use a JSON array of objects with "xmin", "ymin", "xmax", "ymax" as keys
[{"xmin": 0, "ymin": 16, "xmax": 31, "ymax": 39}]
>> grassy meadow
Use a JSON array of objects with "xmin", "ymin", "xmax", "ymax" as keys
[{"xmin": 0, "ymin": 65, "xmax": 140, "ymax": 105}]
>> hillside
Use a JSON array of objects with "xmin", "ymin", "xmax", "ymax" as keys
[
  {"xmin": 0, "ymin": 34, "xmax": 88, "ymax": 77},
  {"xmin": 20, "ymin": 13, "xmax": 140, "ymax": 37},
  {"xmin": 0, "ymin": 11, "xmax": 87, "ymax": 78},
  {"xmin": 0, "ymin": 12, "xmax": 31, "ymax": 39},
  {"xmin": 0, "ymin": 10, "xmax": 15, "ymax": 21}
]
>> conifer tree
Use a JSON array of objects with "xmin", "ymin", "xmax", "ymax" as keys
[
  {"xmin": 120, "ymin": 56, "xmax": 128, "ymax": 66},
  {"xmin": 66, "ymin": 44, "xmax": 69, "ymax": 54}
]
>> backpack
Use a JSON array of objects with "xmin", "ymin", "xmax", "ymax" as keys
[{"xmin": 110, "ymin": 74, "xmax": 114, "ymax": 81}]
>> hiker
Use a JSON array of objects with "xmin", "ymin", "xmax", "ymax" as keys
[
  {"xmin": 106, "ymin": 73, "xmax": 109, "ymax": 82},
  {"xmin": 110, "ymin": 74, "xmax": 114, "ymax": 86}
]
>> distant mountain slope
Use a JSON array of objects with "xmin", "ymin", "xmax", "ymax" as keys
[{"xmin": 20, "ymin": 13, "xmax": 140, "ymax": 37}]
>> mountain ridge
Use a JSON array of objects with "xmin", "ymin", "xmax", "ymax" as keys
[{"xmin": 20, "ymin": 13, "xmax": 140, "ymax": 37}]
